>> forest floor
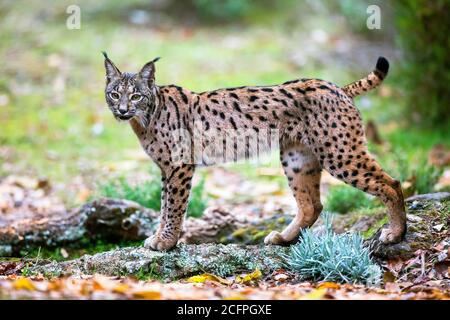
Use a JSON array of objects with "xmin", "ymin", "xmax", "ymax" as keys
[
  {"xmin": 1, "ymin": 1, "xmax": 449, "ymax": 300},
  {"xmin": 0, "ymin": 174, "xmax": 449, "ymax": 300}
]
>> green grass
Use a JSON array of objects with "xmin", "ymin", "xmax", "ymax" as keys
[
  {"xmin": 398, "ymin": 157, "xmax": 443, "ymax": 194},
  {"xmin": 324, "ymin": 185, "xmax": 382, "ymax": 214},
  {"xmin": 97, "ymin": 171, "xmax": 208, "ymax": 218},
  {"xmin": 188, "ymin": 176, "xmax": 208, "ymax": 218},
  {"xmin": 134, "ymin": 263, "xmax": 163, "ymax": 281},
  {"xmin": 99, "ymin": 177, "xmax": 162, "ymax": 211},
  {"xmin": 369, "ymin": 132, "xmax": 447, "ymax": 195}
]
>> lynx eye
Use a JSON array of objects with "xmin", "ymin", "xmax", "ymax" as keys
[
  {"xmin": 109, "ymin": 92, "xmax": 120, "ymax": 100},
  {"xmin": 130, "ymin": 93, "xmax": 142, "ymax": 102}
]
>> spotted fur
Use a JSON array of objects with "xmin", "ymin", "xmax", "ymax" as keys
[{"xmin": 103, "ymin": 54, "xmax": 406, "ymax": 251}]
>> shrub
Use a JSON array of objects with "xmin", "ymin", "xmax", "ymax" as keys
[
  {"xmin": 393, "ymin": 0, "xmax": 450, "ymax": 126},
  {"xmin": 324, "ymin": 185, "xmax": 381, "ymax": 214},
  {"xmin": 286, "ymin": 215, "xmax": 381, "ymax": 285},
  {"xmin": 98, "ymin": 172, "xmax": 208, "ymax": 218},
  {"xmin": 388, "ymin": 151, "xmax": 443, "ymax": 195}
]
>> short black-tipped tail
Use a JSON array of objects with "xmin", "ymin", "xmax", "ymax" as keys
[
  {"xmin": 343, "ymin": 57, "xmax": 389, "ymax": 98},
  {"xmin": 375, "ymin": 56, "xmax": 389, "ymax": 75}
]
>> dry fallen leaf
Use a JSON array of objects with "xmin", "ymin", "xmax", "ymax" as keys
[
  {"xmin": 186, "ymin": 273, "xmax": 231, "ymax": 285},
  {"xmin": 47, "ymin": 279, "xmax": 65, "ymax": 291},
  {"xmin": 112, "ymin": 283, "xmax": 130, "ymax": 294},
  {"xmin": 132, "ymin": 290, "xmax": 162, "ymax": 300},
  {"xmin": 299, "ymin": 288, "xmax": 327, "ymax": 300},
  {"xmin": 318, "ymin": 282, "xmax": 340, "ymax": 290},
  {"xmin": 13, "ymin": 278, "xmax": 36, "ymax": 291},
  {"xmin": 223, "ymin": 293, "xmax": 249, "ymax": 300},
  {"xmin": 235, "ymin": 269, "xmax": 262, "ymax": 285},
  {"xmin": 92, "ymin": 279, "xmax": 104, "ymax": 291}
]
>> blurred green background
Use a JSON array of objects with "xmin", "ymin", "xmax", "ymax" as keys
[{"xmin": 0, "ymin": 0, "xmax": 449, "ymax": 207}]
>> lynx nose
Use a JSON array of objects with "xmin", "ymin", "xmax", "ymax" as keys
[{"xmin": 118, "ymin": 108, "xmax": 127, "ymax": 115}]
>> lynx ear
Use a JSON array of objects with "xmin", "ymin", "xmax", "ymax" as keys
[
  {"xmin": 102, "ymin": 51, "xmax": 121, "ymax": 81},
  {"xmin": 138, "ymin": 57, "xmax": 160, "ymax": 87}
]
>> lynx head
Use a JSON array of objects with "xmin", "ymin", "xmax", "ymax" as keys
[{"xmin": 103, "ymin": 52, "xmax": 160, "ymax": 125}]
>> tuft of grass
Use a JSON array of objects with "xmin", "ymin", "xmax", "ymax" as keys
[
  {"xmin": 324, "ymin": 185, "xmax": 381, "ymax": 214},
  {"xmin": 413, "ymin": 163, "xmax": 443, "ymax": 195},
  {"xmin": 187, "ymin": 176, "xmax": 208, "ymax": 218},
  {"xmin": 386, "ymin": 151, "xmax": 443, "ymax": 195},
  {"xmin": 286, "ymin": 215, "xmax": 381, "ymax": 285},
  {"xmin": 98, "ymin": 173, "xmax": 208, "ymax": 218},
  {"xmin": 99, "ymin": 177, "xmax": 161, "ymax": 211},
  {"xmin": 134, "ymin": 262, "xmax": 163, "ymax": 281}
]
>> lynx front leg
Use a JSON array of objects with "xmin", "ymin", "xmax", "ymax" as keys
[{"xmin": 144, "ymin": 164, "xmax": 195, "ymax": 251}]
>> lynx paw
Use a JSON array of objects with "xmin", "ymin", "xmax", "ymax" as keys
[
  {"xmin": 144, "ymin": 234, "xmax": 177, "ymax": 251},
  {"xmin": 379, "ymin": 227, "xmax": 403, "ymax": 244},
  {"xmin": 264, "ymin": 231, "xmax": 286, "ymax": 245}
]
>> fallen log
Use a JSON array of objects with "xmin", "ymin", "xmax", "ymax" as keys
[
  {"xmin": 0, "ymin": 198, "xmax": 291, "ymax": 255},
  {"xmin": 0, "ymin": 198, "xmax": 158, "ymax": 256}
]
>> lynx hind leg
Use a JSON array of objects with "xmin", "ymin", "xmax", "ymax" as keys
[
  {"xmin": 265, "ymin": 144, "xmax": 323, "ymax": 245},
  {"xmin": 320, "ymin": 143, "xmax": 406, "ymax": 244}
]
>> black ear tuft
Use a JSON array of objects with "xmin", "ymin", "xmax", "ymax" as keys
[
  {"xmin": 103, "ymin": 52, "xmax": 121, "ymax": 79},
  {"xmin": 138, "ymin": 59, "xmax": 159, "ymax": 86}
]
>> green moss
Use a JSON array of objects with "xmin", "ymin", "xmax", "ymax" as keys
[
  {"xmin": 221, "ymin": 213, "xmax": 291, "ymax": 244},
  {"xmin": 230, "ymin": 228, "xmax": 246, "ymax": 238},
  {"xmin": 251, "ymin": 231, "xmax": 268, "ymax": 242},
  {"xmin": 277, "ymin": 217, "xmax": 286, "ymax": 224},
  {"xmin": 439, "ymin": 201, "xmax": 450, "ymax": 219},
  {"xmin": 361, "ymin": 216, "xmax": 389, "ymax": 239}
]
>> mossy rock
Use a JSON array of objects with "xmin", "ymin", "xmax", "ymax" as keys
[
  {"xmin": 324, "ymin": 192, "xmax": 449, "ymax": 260},
  {"xmin": 26, "ymin": 244, "xmax": 288, "ymax": 281},
  {"xmin": 369, "ymin": 194, "xmax": 449, "ymax": 259},
  {"xmin": 221, "ymin": 214, "xmax": 292, "ymax": 245}
]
